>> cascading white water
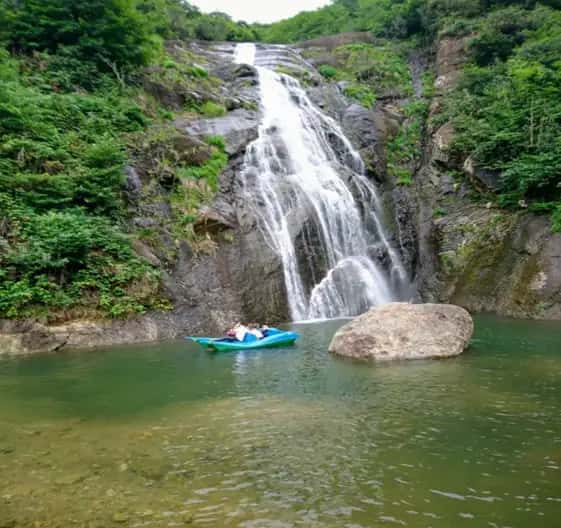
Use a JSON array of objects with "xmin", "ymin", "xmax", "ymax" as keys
[{"xmin": 234, "ymin": 43, "xmax": 408, "ymax": 320}]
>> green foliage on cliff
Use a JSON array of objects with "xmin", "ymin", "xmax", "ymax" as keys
[
  {"xmin": 387, "ymin": 100, "xmax": 429, "ymax": 185},
  {"xmin": 318, "ymin": 64, "xmax": 339, "ymax": 79},
  {"xmin": 0, "ymin": 1, "xmax": 242, "ymax": 320},
  {"xmin": 0, "ymin": 204, "xmax": 160, "ymax": 319},
  {"xmin": 0, "ymin": 49, "xmax": 162, "ymax": 320},
  {"xmin": 344, "ymin": 84, "xmax": 377, "ymax": 107},
  {"xmin": 256, "ymin": 0, "xmax": 424, "ymax": 43},
  {"xmin": 302, "ymin": 40, "xmax": 413, "ymax": 107},
  {"xmin": 444, "ymin": 5, "xmax": 561, "ymax": 216},
  {"xmin": 178, "ymin": 138, "xmax": 228, "ymax": 192}
]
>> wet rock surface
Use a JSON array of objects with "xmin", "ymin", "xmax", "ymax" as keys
[{"xmin": 329, "ymin": 302, "xmax": 474, "ymax": 360}]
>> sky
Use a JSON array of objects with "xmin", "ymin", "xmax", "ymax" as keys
[{"xmin": 189, "ymin": 0, "xmax": 332, "ymax": 24}]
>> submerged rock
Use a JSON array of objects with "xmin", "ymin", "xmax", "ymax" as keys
[{"xmin": 329, "ymin": 302, "xmax": 473, "ymax": 360}]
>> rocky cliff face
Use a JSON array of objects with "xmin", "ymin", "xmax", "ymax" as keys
[
  {"xmin": 2, "ymin": 36, "xmax": 560, "ymax": 355},
  {"xmin": 413, "ymin": 36, "xmax": 561, "ymax": 319}
]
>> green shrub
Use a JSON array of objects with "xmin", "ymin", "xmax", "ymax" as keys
[
  {"xmin": 0, "ymin": 207, "xmax": 159, "ymax": 319},
  {"xmin": 200, "ymin": 101, "xmax": 227, "ymax": 118},
  {"xmin": 318, "ymin": 65, "xmax": 339, "ymax": 79},
  {"xmin": 421, "ymin": 71, "xmax": 436, "ymax": 97},
  {"xmin": 0, "ymin": 67, "xmax": 139, "ymax": 215},
  {"xmin": 386, "ymin": 101, "xmax": 427, "ymax": 185},
  {"xmin": 344, "ymin": 84, "xmax": 376, "ymax": 108},
  {"xmin": 163, "ymin": 58, "xmax": 179, "ymax": 69},
  {"xmin": 185, "ymin": 66, "xmax": 209, "ymax": 78},
  {"xmin": 5, "ymin": 0, "xmax": 159, "ymax": 88},
  {"xmin": 207, "ymin": 135, "xmax": 226, "ymax": 150},
  {"xmin": 439, "ymin": 17, "xmax": 478, "ymax": 38},
  {"xmin": 445, "ymin": 6, "xmax": 561, "ymax": 210},
  {"xmin": 393, "ymin": 167, "xmax": 413, "ymax": 185},
  {"xmin": 178, "ymin": 138, "xmax": 228, "ymax": 192}
]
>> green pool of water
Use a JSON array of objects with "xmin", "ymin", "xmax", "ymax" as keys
[{"xmin": 0, "ymin": 316, "xmax": 560, "ymax": 527}]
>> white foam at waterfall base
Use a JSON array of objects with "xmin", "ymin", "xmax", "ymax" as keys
[{"xmin": 234, "ymin": 43, "xmax": 408, "ymax": 321}]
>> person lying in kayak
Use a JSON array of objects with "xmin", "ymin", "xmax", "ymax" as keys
[{"xmin": 226, "ymin": 323, "xmax": 269, "ymax": 342}]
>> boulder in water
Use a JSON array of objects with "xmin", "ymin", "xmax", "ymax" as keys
[{"xmin": 329, "ymin": 302, "xmax": 473, "ymax": 360}]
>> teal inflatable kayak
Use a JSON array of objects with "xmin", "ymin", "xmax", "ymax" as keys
[{"xmin": 187, "ymin": 328, "xmax": 299, "ymax": 352}]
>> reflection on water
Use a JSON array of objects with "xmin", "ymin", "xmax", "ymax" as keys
[{"xmin": 0, "ymin": 316, "xmax": 560, "ymax": 527}]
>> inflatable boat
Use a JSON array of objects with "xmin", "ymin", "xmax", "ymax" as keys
[{"xmin": 187, "ymin": 328, "xmax": 300, "ymax": 352}]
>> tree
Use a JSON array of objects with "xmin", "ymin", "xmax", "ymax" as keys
[{"xmin": 6, "ymin": 0, "xmax": 158, "ymax": 79}]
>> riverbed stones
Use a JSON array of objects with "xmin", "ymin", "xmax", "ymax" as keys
[{"xmin": 329, "ymin": 302, "xmax": 473, "ymax": 360}]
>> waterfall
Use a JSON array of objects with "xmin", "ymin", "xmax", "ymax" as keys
[{"xmin": 234, "ymin": 43, "xmax": 408, "ymax": 321}]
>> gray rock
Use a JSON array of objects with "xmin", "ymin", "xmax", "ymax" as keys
[
  {"xmin": 131, "ymin": 240, "xmax": 161, "ymax": 267},
  {"xmin": 329, "ymin": 302, "xmax": 473, "ymax": 360},
  {"xmin": 177, "ymin": 109, "xmax": 258, "ymax": 156},
  {"xmin": 123, "ymin": 166, "xmax": 143, "ymax": 198},
  {"xmin": 435, "ymin": 36, "xmax": 472, "ymax": 93},
  {"xmin": 463, "ymin": 156, "xmax": 501, "ymax": 191},
  {"xmin": 342, "ymin": 104, "xmax": 378, "ymax": 149},
  {"xmin": 432, "ymin": 122, "xmax": 455, "ymax": 167}
]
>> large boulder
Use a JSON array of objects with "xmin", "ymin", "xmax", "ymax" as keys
[{"xmin": 329, "ymin": 302, "xmax": 473, "ymax": 360}]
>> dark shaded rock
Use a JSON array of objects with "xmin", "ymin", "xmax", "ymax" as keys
[
  {"xmin": 142, "ymin": 68, "xmax": 207, "ymax": 110},
  {"xmin": 214, "ymin": 63, "xmax": 258, "ymax": 84},
  {"xmin": 392, "ymin": 186, "xmax": 418, "ymax": 278},
  {"xmin": 172, "ymin": 134, "xmax": 213, "ymax": 166},
  {"xmin": 194, "ymin": 205, "xmax": 236, "ymax": 236},
  {"xmin": 342, "ymin": 104, "xmax": 379, "ymax": 148},
  {"xmin": 463, "ymin": 156, "xmax": 501, "ymax": 192},
  {"xmin": 142, "ymin": 75, "xmax": 186, "ymax": 109},
  {"xmin": 294, "ymin": 219, "xmax": 329, "ymax": 296}
]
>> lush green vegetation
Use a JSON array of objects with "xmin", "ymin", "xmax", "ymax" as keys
[
  {"xmin": 255, "ymin": 0, "xmax": 428, "ymax": 43},
  {"xmin": 0, "ymin": 0, "xmax": 247, "ymax": 320},
  {"xmin": 0, "ymin": 48, "xmax": 162, "ymax": 320},
  {"xmin": 387, "ymin": 101, "xmax": 430, "ymax": 185},
  {"xmin": 443, "ymin": 5, "xmax": 561, "ymax": 217},
  {"xmin": 262, "ymin": 0, "xmax": 561, "ymax": 227},
  {"xmin": 304, "ymin": 41, "xmax": 414, "ymax": 107}
]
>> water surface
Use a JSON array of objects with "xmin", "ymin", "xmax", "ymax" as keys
[{"xmin": 0, "ymin": 316, "xmax": 560, "ymax": 527}]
